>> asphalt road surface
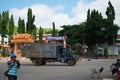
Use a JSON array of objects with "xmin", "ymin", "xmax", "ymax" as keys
[{"xmin": 0, "ymin": 59, "xmax": 116, "ymax": 80}]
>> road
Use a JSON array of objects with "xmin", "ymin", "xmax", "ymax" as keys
[{"xmin": 0, "ymin": 59, "xmax": 116, "ymax": 80}]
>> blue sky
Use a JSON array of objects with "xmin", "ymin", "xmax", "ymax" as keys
[
  {"xmin": 0, "ymin": 0, "xmax": 93, "ymax": 10},
  {"xmin": 0, "ymin": 0, "xmax": 78, "ymax": 17},
  {"xmin": 0, "ymin": 0, "xmax": 97, "ymax": 17},
  {"xmin": 0, "ymin": 0, "xmax": 119, "ymax": 29}
]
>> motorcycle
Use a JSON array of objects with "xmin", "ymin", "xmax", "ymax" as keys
[
  {"xmin": 110, "ymin": 59, "xmax": 120, "ymax": 75},
  {"xmin": 110, "ymin": 59, "xmax": 120, "ymax": 71}
]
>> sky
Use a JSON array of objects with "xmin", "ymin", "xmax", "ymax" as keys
[{"xmin": 0, "ymin": 0, "xmax": 120, "ymax": 29}]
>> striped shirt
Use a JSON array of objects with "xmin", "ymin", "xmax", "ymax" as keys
[{"xmin": 7, "ymin": 61, "xmax": 18, "ymax": 76}]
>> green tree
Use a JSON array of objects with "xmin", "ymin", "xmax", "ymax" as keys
[
  {"xmin": 87, "ymin": 9, "xmax": 91, "ymax": 22},
  {"xmin": 8, "ymin": 15, "xmax": 14, "ymax": 43},
  {"xmin": 0, "ymin": 13, "xmax": 2, "ymax": 36},
  {"xmin": 104, "ymin": 48, "xmax": 109, "ymax": 58},
  {"xmin": 52, "ymin": 22, "xmax": 57, "ymax": 36},
  {"xmin": 1, "ymin": 48, "xmax": 7, "ymax": 57},
  {"xmin": 33, "ymin": 25, "xmax": 37, "ymax": 41},
  {"xmin": 106, "ymin": 1, "xmax": 115, "ymax": 24},
  {"xmin": 85, "ymin": 8, "xmax": 119, "ymax": 46},
  {"xmin": 26, "ymin": 8, "xmax": 35, "ymax": 35},
  {"xmin": 1, "ymin": 11, "xmax": 9, "ymax": 44},
  {"xmin": 59, "ymin": 22, "xmax": 86, "ymax": 45},
  {"xmin": 39, "ymin": 26, "xmax": 43, "ymax": 42},
  {"xmin": 18, "ymin": 17, "xmax": 25, "ymax": 33},
  {"xmin": 105, "ymin": 1, "xmax": 118, "ymax": 44},
  {"xmin": 44, "ymin": 28, "xmax": 52, "ymax": 34},
  {"xmin": 85, "ymin": 9, "xmax": 103, "ymax": 46},
  {"xmin": 14, "ymin": 26, "xmax": 18, "ymax": 34}
]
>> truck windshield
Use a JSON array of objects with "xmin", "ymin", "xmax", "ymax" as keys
[{"xmin": 63, "ymin": 48, "xmax": 72, "ymax": 57}]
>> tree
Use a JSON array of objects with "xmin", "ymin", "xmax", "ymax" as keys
[
  {"xmin": 59, "ymin": 22, "xmax": 86, "ymax": 45},
  {"xmin": 85, "ymin": 9, "xmax": 103, "ymax": 46},
  {"xmin": 52, "ymin": 22, "xmax": 57, "ymax": 36},
  {"xmin": 8, "ymin": 15, "xmax": 14, "ymax": 43},
  {"xmin": 39, "ymin": 26, "xmax": 43, "ymax": 42},
  {"xmin": 26, "ymin": 8, "xmax": 35, "ymax": 35},
  {"xmin": 104, "ymin": 48, "xmax": 109, "ymax": 58},
  {"xmin": 44, "ymin": 28, "xmax": 52, "ymax": 34},
  {"xmin": 58, "ymin": 1, "xmax": 119, "ymax": 47},
  {"xmin": 1, "ymin": 11, "xmax": 9, "ymax": 44},
  {"xmin": 105, "ymin": 1, "xmax": 118, "ymax": 44},
  {"xmin": 1, "ymin": 48, "xmax": 7, "ymax": 57},
  {"xmin": 18, "ymin": 17, "xmax": 25, "ymax": 33},
  {"xmin": 87, "ymin": 9, "xmax": 91, "ymax": 22},
  {"xmin": 33, "ymin": 25, "xmax": 37, "ymax": 41},
  {"xmin": 0, "ymin": 13, "xmax": 2, "ymax": 36},
  {"xmin": 106, "ymin": 1, "xmax": 115, "ymax": 24}
]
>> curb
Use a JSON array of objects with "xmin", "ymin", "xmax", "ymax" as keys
[
  {"xmin": 79, "ymin": 58, "xmax": 91, "ymax": 61},
  {"xmin": 79, "ymin": 58, "xmax": 116, "ymax": 62},
  {"xmin": 0, "ymin": 57, "xmax": 29, "ymax": 61},
  {"xmin": 0, "ymin": 57, "xmax": 10, "ymax": 61},
  {"xmin": 102, "ymin": 79, "xmax": 113, "ymax": 80}
]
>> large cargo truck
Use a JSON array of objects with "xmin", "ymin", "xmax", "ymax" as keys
[{"xmin": 22, "ymin": 42, "xmax": 77, "ymax": 66}]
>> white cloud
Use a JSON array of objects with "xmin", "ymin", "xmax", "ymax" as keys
[
  {"xmin": 72, "ymin": 0, "xmax": 120, "ymax": 26},
  {"xmin": 52, "ymin": 13, "xmax": 73, "ymax": 27},
  {"xmin": 9, "ymin": 0, "xmax": 120, "ymax": 29},
  {"xmin": 9, "ymin": 4, "xmax": 67, "ymax": 29}
]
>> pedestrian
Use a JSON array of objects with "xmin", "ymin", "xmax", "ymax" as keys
[{"xmin": 7, "ymin": 51, "xmax": 20, "ymax": 80}]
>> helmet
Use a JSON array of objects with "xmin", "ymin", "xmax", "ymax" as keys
[{"xmin": 10, "ymin": 53, "xmax": 16, "ymax": 58}]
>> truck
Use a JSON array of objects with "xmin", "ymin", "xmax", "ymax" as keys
[{"xmin": 22, "ymin": 42, "xmax": 77, "ymax": 66}]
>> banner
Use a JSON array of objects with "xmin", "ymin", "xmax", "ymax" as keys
[{"xmin": 45, "ymin": 36, "xmax": 67, "ymax": 40}]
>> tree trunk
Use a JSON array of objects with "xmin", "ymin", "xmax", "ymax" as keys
[{"xmin": 2, "ymin": 37, "xmax": 4, "ymax": 44}]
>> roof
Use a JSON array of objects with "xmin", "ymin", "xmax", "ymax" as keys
[{"xmin": 117, "ymin": 34, "xmax": 120, "ymax": 40}]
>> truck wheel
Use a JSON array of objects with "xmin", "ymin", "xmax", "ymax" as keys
[
  {"xmin": 34, "ymin": 60, "xmax": 41, "ymax": 66},
  {"xmin": 67, "ymin": 59, "xmax": 76, "ymax": 66},
  {"xmin": 41, "ymin": 60, "xmax": 46, "ymax": 65}
]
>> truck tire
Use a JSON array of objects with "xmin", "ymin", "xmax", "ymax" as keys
[
  {"xmin": 66, "ymin": 59, "xmax": 76, "ymax": 66},
  {"xmin": 41, "ymin": 60, "xmax": 46, "ymax": 65},
  {"xmin": 34, "ymin": 60, "xmax": 41, "ymax": 66}
]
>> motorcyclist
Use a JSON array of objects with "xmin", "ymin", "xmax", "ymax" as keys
[{"xmin": 116, "ymin": 59, "xmax": 120, "ymax": 65}]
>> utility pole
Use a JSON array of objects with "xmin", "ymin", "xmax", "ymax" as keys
[{"xmin": 113, "ymin": 37, "xmax": 115, "ymax": 57}]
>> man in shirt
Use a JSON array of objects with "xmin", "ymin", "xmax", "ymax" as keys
[{"xmin": 7, "ymin": 51, "xmax": 20, "ymax": 80}]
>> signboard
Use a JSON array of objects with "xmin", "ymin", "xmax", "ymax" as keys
[{"xmin": 45, "ymin": 36, "xmax": 67, "ymax": 40}]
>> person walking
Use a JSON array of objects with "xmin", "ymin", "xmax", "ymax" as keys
[{"xmin": 7, "ymin": 51, "xmax": 20, "ymax": 80}]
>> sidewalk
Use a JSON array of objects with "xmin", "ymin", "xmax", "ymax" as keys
[
  {"xmin": 102, "ymin": 78, "xmax": 114, "ymax": 80},
  {"xmin": 0, "ymin": 56, "xmax": 29, "ymax": 61},
  {"xmin": 78, "ymin": 56, "xmax": 120, "ymax": 61},
  {"xmin": 79, "ymin": 57, "xmax": 116, "ymax": 62}
]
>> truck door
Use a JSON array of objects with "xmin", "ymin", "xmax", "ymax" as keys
[{"xmin": 56, "ymin": 46, "xmax": 63, "ymax": 61}]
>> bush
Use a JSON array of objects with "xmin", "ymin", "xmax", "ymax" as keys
[
  {"xmin": 72, "ymin": 50, "xmax": 78, "ymax": 55},
  {"xmin": 1, "ymin": 48, "xmax": 7, "ymax": 57},
  {"xmin": 104, "ymin": 48, "xmax": 109, "ymax": 58}
]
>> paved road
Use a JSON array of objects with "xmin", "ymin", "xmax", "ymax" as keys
[{"xmin": 0, "ymin": 59, "xmax": 116, "ymax": 80}]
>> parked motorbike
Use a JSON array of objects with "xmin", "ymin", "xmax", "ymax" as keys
[{"xmin": 110, "ymin": 59, "xmax": 120, "ymax": 75}]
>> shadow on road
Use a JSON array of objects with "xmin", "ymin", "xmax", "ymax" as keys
[{"xmin": 21, "ymin": 63, "xmax": 68, "ymax": 66}]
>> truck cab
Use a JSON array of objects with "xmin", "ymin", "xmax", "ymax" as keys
[{"xmin": 57, "ymin": 46, "xmax": 77, "ymax": 66}]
